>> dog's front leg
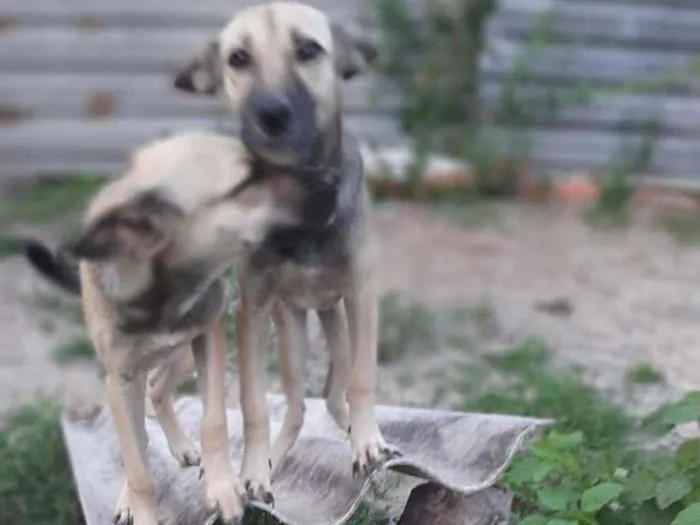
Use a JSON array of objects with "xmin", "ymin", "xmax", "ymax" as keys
[
  {"xmin": 105, "ymin": 370, "xmax": 159, "ymax": 525},
  {"xmin": 236, "ymin": 285, "xmax": 275, "ymax": 505},
  {"xmin": 345, "ymin": 288, "xmax": 401, "ymax": 477},
  {"xmin": 270, "ymin": 301, "xmax": 307, "ymax": 472},
  {"xmin": 192, "ymin": 317, "xmax": 245, "ymax": 524}
]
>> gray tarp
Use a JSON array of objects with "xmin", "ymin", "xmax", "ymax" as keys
[{"xmin": 62, "ymin": 395, "xmax": 547, "ymax": 525}]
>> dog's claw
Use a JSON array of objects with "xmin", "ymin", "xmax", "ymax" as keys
[
  {"xmin": 112, "ymin": 509, "xmax": 133, "ymax": 525},
  {"xmin": 352, "ymin": 460, "xmax": 360, "ymax": 478},
  {"xmin": 244, "ymin": 479, "xmax": 275, "ymax": 507},
  {"xmin": 388, "ymin": 447, "xmax": 403, "ymax": 460},
  {"xmin": 199, "ymin": 467, "xmax": 205, "ymax": 480}
]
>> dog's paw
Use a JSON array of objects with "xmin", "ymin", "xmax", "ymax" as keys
[
  {"xmin": 113, "ymin": 483, "xmax": 159, "ymax": 525},
  {"xmin": 242, "ymin": 451, "xmax": 275, "ymax": 506},
  {"xmin": 350, "ymin": 427, "xmax": 402, "ymax": 479},
  {"xmin": 112, "ymin": 487, "xmax": 133, "ymax": 525},
  {"xmin": 169, "ymin": 438, "xmax": 201, "ymax": 469},
  {"xmin": 201, "ymin": 467, "xmax": 246, "ymax": 524}
]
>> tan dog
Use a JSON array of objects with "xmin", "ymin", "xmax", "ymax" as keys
[
  {"xmin": 174, "ymin": 1, "xmax": 400, "ymax": 504},
  {"xmin": 23, "ymin": 132, "xmax": 326, "ymax": 525}
]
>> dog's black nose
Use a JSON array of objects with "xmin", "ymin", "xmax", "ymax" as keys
[{"xmin": 256, "ymin": 93, "xmax": 291, "ymax": 137}]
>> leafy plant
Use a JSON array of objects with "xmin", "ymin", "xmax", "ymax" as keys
[
  {"xmin": 0, "ymin": 398, "xmax": 84, "ymax": 525},
  {"xmin": 505, "ymin": 428, "xmax": 700, "ymax": 525},
  {"xmin": 53, "ymin": 337, "xmax": 94, "ymax": 363},
  {"xmin": 0, "ymin": 175, "xmax": 104, "ymax": 226}
]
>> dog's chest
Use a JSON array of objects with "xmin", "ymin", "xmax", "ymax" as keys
[{"xmin": 273, "ymin": 262, "xmax": 350, "ymax": 311}]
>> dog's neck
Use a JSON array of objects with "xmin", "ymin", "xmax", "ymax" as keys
[
  {"xmin": 249, "ymin": 112, "xmax": 366, "ymax": 267},
  {"xmin": 95, "ymin": 258, "xmax": 226, "ymax": 335}
]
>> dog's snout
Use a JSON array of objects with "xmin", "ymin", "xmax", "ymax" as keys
[{"xmin": 256, "ymin": 93, "xmax": 292, "ymax": 137}]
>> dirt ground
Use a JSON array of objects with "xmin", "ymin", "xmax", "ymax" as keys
[{"xmin": 3, "ymin": 200, "xmax": 700, "ymax": 418}]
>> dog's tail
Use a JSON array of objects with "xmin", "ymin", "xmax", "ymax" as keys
[{"xmin": 23, "ymin": 240, "xmax": 81, "ymax": 295}]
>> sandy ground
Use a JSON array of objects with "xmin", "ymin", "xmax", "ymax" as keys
[{"xmin": 2, "ymin": 201, "xmax": 700, "ymax": 418}]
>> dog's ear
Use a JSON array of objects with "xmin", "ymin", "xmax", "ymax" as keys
[
  {"xmin": 331, "ymin": 24, "xmax": 378, "ymax": 80},
  {"xmin": 68, "ymin": 192, "xmax": 184, "ymax": 261},
  {"xmin": 173, "ymin": 41, "xmax": 222, "ymax": 96}
]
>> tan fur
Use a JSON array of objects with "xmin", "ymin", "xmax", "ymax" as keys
[
  {"xmin": 72, "ymin": 131, "xmax": 306, "ymax": 525},
  {"xmin": 173, "ymin": 1, "xmax": 395, "ymax": 504}
]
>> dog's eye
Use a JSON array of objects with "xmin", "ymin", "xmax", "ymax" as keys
[
  {"xmin": 228, "ymin": 49, "xmax": 251, "ymax": 69},
  {"xmin": 295, "ymin": 39, "xmax": 323, "ymax": 62}
]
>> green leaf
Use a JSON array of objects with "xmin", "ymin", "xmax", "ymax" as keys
[
  {"xmin": 676, "ymin": 439, "xmax": 700, "ymax": 471},
  {"xmin": 645, "ymin": 400, "xmax": 700, "ymax": 434},
  {"xmin": 656, "ymin": 476, "xmax": 692, "ymax": 510},
  {"xmin": 581, "ymin": 482, "xmax": 624, "ymax": 512},
  {"xmin": 633, "ymin": 500, "xmax": 683, "ymax": 525},
  {"xmin": 547, "ymin": 520, "xmax": 577, "ymax": 525},
  {"xmin": 537, "ymin": 486, "xmax": 577, "ymax": 511},
  {"xmin": 533, "ymin": 462, "xmax": 556, "ymax": 483},
  {"xmin": 507, "ymin": 456, "xmax": 546, "ymax": 485},
  {"xmin": 626, "ymin": 470, "xmax": 657, "ymax": 505},
  {"xmin": 647, "ymin": 454, "xmax": 677, "ymax": 478},
  {"xmin": 547, "ymin": 431, "xmax": 584, "ymax": 450},
  {"xmin": 671, "ymin": 504, "xmax": 700, "ymax": 525},
  {"xmin": 520, "ymin": 516, "xmax": 548, "ymax": 525}
]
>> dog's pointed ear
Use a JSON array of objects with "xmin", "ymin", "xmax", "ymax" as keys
[
  {"xmin": 68, "ymin": 192, "xmax": 184, "ymax": 261},
  {"xmin": 331, "ymin": 24, "xmax": 378, "ymax": 81},
  {"xmin": 173, "ymin": 41, "xmax": 222, "ymax": 96}
]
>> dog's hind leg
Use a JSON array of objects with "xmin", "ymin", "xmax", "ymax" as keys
[
  {"xmin": 318, "ymin": 300, "xmax": 350, "ymax": 432},
  {"xmin": 270, "ymin": 301, "xmax": 306, "ymax": 473},
  {"xmin": 105, "ymin": 369, "xmax": 159, "ymax": 525},
  {"xmin": 147, "ymin": 350, "xmax": 201, "ymax": 469}
]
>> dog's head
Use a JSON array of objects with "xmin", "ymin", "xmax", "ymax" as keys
[
  {"xmin": 66, "ymin": 133, "xmax": 320, "ymax": 270},
  {"xmin": 173, "ymin": 2, "xmax": 378, "ymax": 165}
]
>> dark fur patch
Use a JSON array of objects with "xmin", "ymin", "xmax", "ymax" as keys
[{"xmin": 24, "ymin": 240, "xmax": 82, "ymax": 295}]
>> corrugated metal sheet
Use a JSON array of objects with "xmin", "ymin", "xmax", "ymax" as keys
[{"xmin": 0, "ymin": 0, "xmax": 698, "ymax": 179}]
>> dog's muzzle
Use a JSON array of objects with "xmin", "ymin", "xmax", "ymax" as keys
[{"xmin": 240, "ymin": 78, "xmax": 317, "ymax": 162}]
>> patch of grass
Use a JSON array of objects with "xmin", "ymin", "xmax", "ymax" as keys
[
  {"xmin": 0, "ymin": 397, "xmax": 84, "ymax": 525},
  {"xmin": 53, "ymin": 337, "xmax": 94, "ymax": 363},
  {"xmin": 379, "ymin": 293, "xmax": 438, "ymax": 364},
  {"xmin": 585, "ymin": 166, "xmax": 632, "ymax": 229},
  {"xmin": 0, "ymin": 175, "xmax": 105, "ymax": 226},
  {"xmin": 177, "ymin": 376, "xmax": 199, "ymax": 395},
  {"xmin": 626, "ymin": 363, "xmax": 665, "ymax": 386},
  {"xmin": 659, "ymin": 212, "xmax": 700, "ymax": 244},
  {"xmin": 471, "ymin": 341, "xmax": 700, "ymax": 523},
  {"xmin": 459, "ymin": 338, "xmax": 631, "ymax": 451},
  {"xmin": 0, "ymin": 234, "xmax": 24, "ymax": 257},
  {"xmin": 33, "ymin": 293, "xmax": 84, "ymax": 325},
  {"xmin": 470, "ymin": 296, "xmax": 500, "ymax": 338}
]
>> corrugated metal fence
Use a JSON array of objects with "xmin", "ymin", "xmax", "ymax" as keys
[{"xmin": 0, "ymin": 0, "xmax": 699, "ymax": 181}]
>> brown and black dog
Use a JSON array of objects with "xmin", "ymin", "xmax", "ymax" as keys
[
  {"xmin": 173, "ymin": 1, "xmax": 400, "ymax": 506},
  {"xmin": 23, "ymin": 131, "xmax": 330, "ymax": 525}
]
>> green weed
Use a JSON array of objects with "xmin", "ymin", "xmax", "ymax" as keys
[
  {"xmin": 0, "ymin": 175, "xmax": 105, "ymax": 226},
  {"xmin": 659, "ymin": 212, "xmax": 700, "ymax": 245},
  {"xmin": 626, "ymin": 364, "xmax": 665, "ymax": 386},
  {"xmin": 0, "ymin": 234, "xmax": 24, "ymax": 257},
  {"xmin": 379, "ymin": 293, "xmax": 438, "ymax": 363},
  {"xmin": 0, "ymin": 398, "xmax": 84, "ymax": 525},
  {"xmin": 53, "ymin": 337, "xmax": 94, "ymax": 363}
]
